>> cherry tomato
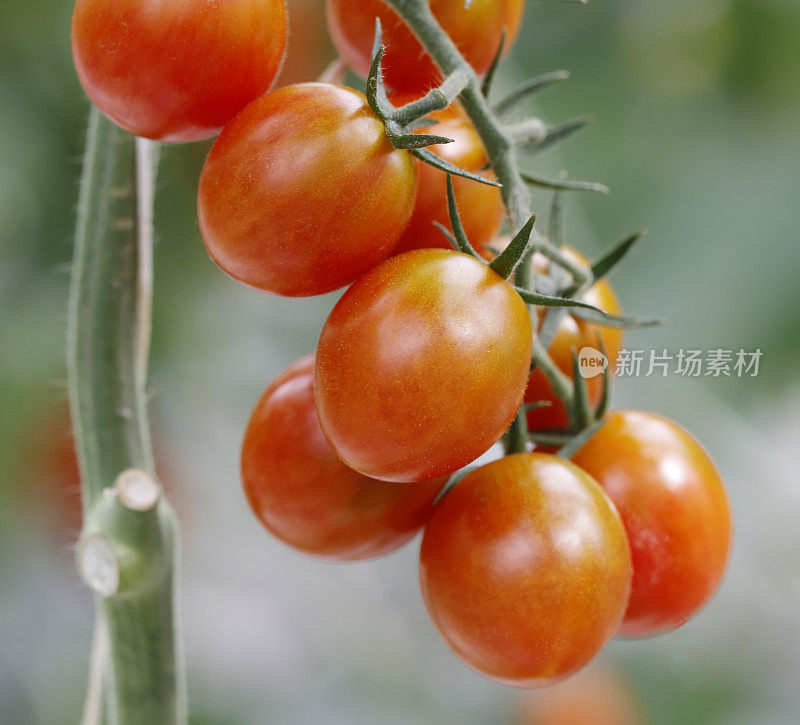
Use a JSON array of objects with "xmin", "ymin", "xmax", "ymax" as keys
[
  {"xmin": 315, "ymin": 249, "xmax": 532, "ymax": 482},
  {"xmin": 326, "ymin": 0, "xmax": 524, "ymax": 94},
  {"xmin": 419, "ymin": 453, "xmax": 632, "ymax": 686},
  {"xmin": 524, "ymin": 247, "xmax": 623, "ymax": 432},
  {"xmin": 71, "ymin": 0, "xmax": 287, "ymax": 143},
  {"xmin": 391, "ymin": 100, "xmax": 503, "ymax": 254},
  {"xmin": 241, "ymin": 355, "xmax": 445, "ymax": 560},
  {"xmin": 519, "ymin": 664, "xmax": 643, "ymax": 725},
  {"xmin": 198, "ymin": 83, "xmax": 417, "ymax": 296},
  {"xmin": 571, "ymin": 410, "xmax": 732, "ymax": 637}
]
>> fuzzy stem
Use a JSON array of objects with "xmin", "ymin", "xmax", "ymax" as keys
[{"xmin": 68, "ymin": 107, "xmax": 186, "ymax": 725}]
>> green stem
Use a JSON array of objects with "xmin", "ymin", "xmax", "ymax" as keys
[
  {"xmin": 384, "ymin": 0, "xmax": 589, "ymax": 450},
  {"xmin": 68, "ymin": 107, "xmax": 186, "ymax": 725}
]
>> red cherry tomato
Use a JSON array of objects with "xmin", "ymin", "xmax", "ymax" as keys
[
  {"xmin": 241, "ymin": 355, "xmax": 445, "ymax": 561},
  {"xmin": 391, "ymin": 100, "xmax": 503, "ymax": 255},
  {"xmin": 327, "ymin": 0, "xmax": 524, "ymax": 94},
  {"xmin": 315, "ymin": 249, "xmax": 532, "ymax": 482},
  {"xmin": 524, "ymin": 247, "xmax": 623, "ymax": 432},
  {"xmin": 71, "ymin": 0, "xmax": 287, "ymax": 142},
  {"xmin": 198, "ymin": 83, "xmax": 417, "ymax": 296},
  {"xmin": 419, "ymin": 453, "xmax": 632, "ymax": 686},
  {"xmin": 571, "ymin": 410, "xmax": 733, "ymax": 637}
]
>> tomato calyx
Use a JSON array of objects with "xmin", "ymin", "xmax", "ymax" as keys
[{"xmin": 365, "ymin": 20, "xmax": 499, "ymax": 187}]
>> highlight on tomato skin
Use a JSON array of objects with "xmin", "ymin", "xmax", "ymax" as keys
[
  {"xmin": 241, "ymin": 355, "xmax": 447, "ymax": 562},
  {"xmin": 571, "ymin": 409, "xmax": 733, "ymax": 638},
  {"xmin": 197, "ymin": 83, "xmax": 418, "ymax": 297},
  {"xmin": 326, "ymin": 0, "xmax": 525, "ymax": 95},
  {"xmin": 418, "ymin": 453, "xmax": 632, "ymax": 687},
  {"xmin": 390, "ymin": 100, "xmax": 504, "ymax": 255},
  {"xmin": 71, "ymin": 0, "xmax": 288, "ymax": 143},
  {"xmin": 314, "ymin": 248, "xmax": 533, "ymax": 483}
]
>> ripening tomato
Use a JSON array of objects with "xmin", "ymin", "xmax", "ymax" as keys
[
  {"xmin": 71, "ymin": 0, "xmax": 287, "ymax": 142},
  {"xmin": 523, "ymin": 247, "xmax": 623, "ymax": 431},
  {"xmin": 419, "ymin": 453, "xmax": 632, "ymax": 686},
  {"xmin": 241, "ymin": 355, "xmax": 445, "ymax": 560},
  {"xmin": 391, "ymin": 100, "xmax": 503, "ymax": 254},
  {"xmin": 198, "ymin": 83, "xmax": 417, "ymax": 296},
  {"xmin": 519, "ymin": 664, "xmax": 643, "ymax": 725},
  {"xmin": 571, "ymin": 410, "xmax": 732, "ymax": 638},
  {"xmin": 327, "ymin": 0, "xmax": 524, "ymax": 94},
  {"xmin": 315, "ymin": 249, "xmax": 532, "ymax": 482}
]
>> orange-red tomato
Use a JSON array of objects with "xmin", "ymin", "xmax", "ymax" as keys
[
  {"xmin": 326, "ymin": 0, "xmax": 524, "ymax": 94},
  {"xmin": 571, "ymin": 410, "xmax": 733, "ymax": 637},
  {"xmin": 315, "ymin": 249, "xmax": 532, "ymax": 482},
  {"xmin": 392, "ymin": 101, "xmax": 503, "ymax": 254},
  {"xmin": 71, "ymin": 0, "xmax": 287, "ymax": 142},
  {"xmin": 197, "ymin": 83, "xmax": 417, "ymax": 296},
  {"xmin": 519, "ymin": 664, "xmax": 643, "ymax": 725},
  {"xmin": 523, "ymin": 247, "xmax": 623, "ymax": 431},
  {"xmin": 241, "ymin": 355, "xmax": 445, "ymax": 560},
  {"xmin": 419, "ymin": 453, "xmax": 632, "ymax": 686}
]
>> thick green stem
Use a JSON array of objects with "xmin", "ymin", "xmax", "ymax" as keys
[{"xmin": 68, "ymin": 107, "xmax": 186, "ymax": 725}]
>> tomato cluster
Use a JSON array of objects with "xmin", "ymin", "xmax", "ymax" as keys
[{"xmin": 71, "ymin": 0, "xmax": 732, "ymax": 692}]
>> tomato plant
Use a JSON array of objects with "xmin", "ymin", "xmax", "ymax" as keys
[
  {"xmin": 419, "ymin": 453, "xmax": 632, "ymax": 686},
  {"xmin": 241, "ymin": 355, "xmax": 445, "ymax": 561},
  {"xmin": 315, "ymin": 249, "xmax": 532, "ymax": 482},
  {"xmin": 571, "ymin": 410, "xmax": 733, "ymax": 637},
  {"xmin": 71, "ymin": 0, "xmax": 287, "ymax": 142},
  {"xmin": 197, "ymin": 83, "xmax": 418, "ymax": 296},
  {"xmin": 391, "ymin": 100, "xmax": 504, "ymax": 255},
  {"xmin": 327, "ymin": 0, "xmax": 524, "ymax": 94}
]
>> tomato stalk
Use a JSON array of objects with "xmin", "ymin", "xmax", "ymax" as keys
[
  {"xmin": 68, "ymin": 107, "xmax": 186, "ymax": 725},
  {"xmin": 382, "ymin": 0, "xmax": 593, "ymax": 453}
]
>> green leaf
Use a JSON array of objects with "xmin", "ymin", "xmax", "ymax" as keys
[
  {"xmin": 590, "ymin": 229, "xmax": 646, "ymax": 281},
  {"xmin": 488, "ymin": 213, "xmax": 537, "ymax": 279},
  {"xmin": 493, "ymin": 70, "xmax": 570, "ymax": 115},
  {"xmin": 521, "ymin": 171, "xmax": 609, "ymax": 194},
  {"xmin": 411, "ymin": 147, "xmax": 502, "ymax": 187}
]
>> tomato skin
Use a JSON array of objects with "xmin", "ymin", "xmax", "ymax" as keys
[
  {"xmin": 523, "ymin": 247, "xmax": 623, "ymax": 431},
  {"xmin": 241, "ymin": 356, "xmax": 444, "ymax": 561},
  {"xmin": 392, "ymin": 104, "xmax": 503, "ymax": 254},
  {"xmin": 197, "ymin": 83, "xmax": 417, "ymax": 296},
  {"xmin": 71, "ymin": 0, "xmax": 287, "ymax": 143},
  {"xmin": 571, "ymin": 410, "xmax": 733, "ymax": 637},
  {"xmin": 315, "ymin": 249, "xmax": 532, "ymax": 483},
  {"xmin": 326, "ymin": 0, "xmax": 524, "ymax": 94},
  {"xmin": 419, "ymin": 453, "xmax": 632, "ymax": 686}
]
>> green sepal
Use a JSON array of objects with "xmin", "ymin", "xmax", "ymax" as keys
[
  {"xmin": 522, "ymin": 116, "xmax": 595, "ymax": 154},
  {"xmin": 521, "ymin": 171, "xmax": 609, "ymax": 194},
  {"xmin": 493, "ymin": 70, "xmax": 570, "ymax": 115},
  {"xmin": 412, "ymin": 147, "xmax": 502, "ymax": 187},
  {"xmin": 590, "ymin": 229, "xmax": 646, "ymax": 281},
  {"xmin": 481, "ymin": 29, "xmax": 506, "ymax": 98},
  {"xmin": 442, "ymin": 175, "xmax": 482, "ymax": 258},
  {"xmin": 488, "ymin": 213, "xmax": 537, "ymax": 279}
]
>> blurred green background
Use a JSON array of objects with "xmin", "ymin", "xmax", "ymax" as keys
[{"xmin": 1, "ymin": 0, "xmax": 799, "ymax": 722}]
